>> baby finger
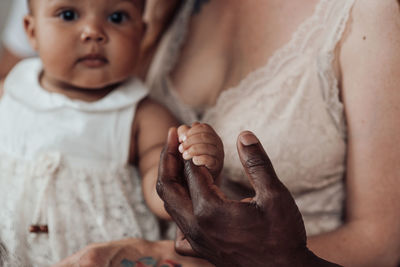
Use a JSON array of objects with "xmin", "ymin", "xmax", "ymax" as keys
[
  {"xmin": 182, "ymin": 144, "xmax": 220, "ymax": 160},
  {"xmin": 192, "ymin": 155, "xmax": 218, "ymax": 170}
]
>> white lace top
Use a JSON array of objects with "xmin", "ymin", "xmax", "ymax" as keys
[
  {"xmin": 0, "ymin": 58, "xmax": 160, "ymax": 267},
  {"xmin": 148, "ymin": 0, "xmax": 355, "ymax": 236}
]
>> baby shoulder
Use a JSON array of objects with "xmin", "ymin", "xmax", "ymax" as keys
[
  {"xmin": 136, "ymin": 97, "xmax": 177, "ymax": 124},
  {"xmin": 132, "ymin": 97, "xmax": 178, "ymax": 141}
]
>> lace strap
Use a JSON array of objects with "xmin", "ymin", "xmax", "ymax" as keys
[
  {"xmin": 322, "ymin": 0, "xmax": 356, "ymax": 52},
  {"xmin": 318, "ymin": 0, "xmax": 356, "ymax": 138}
]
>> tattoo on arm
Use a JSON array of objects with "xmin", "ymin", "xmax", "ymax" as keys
[{"xmin": 193, "ymin": 0, "xmax": 210, "ymax": 15}]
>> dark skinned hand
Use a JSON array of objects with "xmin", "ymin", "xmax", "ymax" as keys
[{"xmin": 157, "ymin": 128, "xmax": 342, "ymax": 267}]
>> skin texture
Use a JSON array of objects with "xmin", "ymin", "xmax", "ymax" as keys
[
  {"xmin": 192, "ymin": 0, "xmax": 210, "ymax": 15},
  {"xmin": 46, "ymin": 1, "xmax": 204, "ymax": 265},
  {"xmin": 167, "ymin": 0, "xmax": 400, "ymax": 265},
  {"xmin": 2, "ymin": 0, "xmax": 189, "ymax": 265},
  {"xmin": 24, "ymin": 0, "xmax": 145, "ymax": 101},
  {"xmin": 306, "ymin": 1, "xmax": 400, "ymax": 265},
  {"xmin": 139, "ymin": 0, "xmax": 181, "ymax": 79},
  {"xmin": 157, "ymin": 129, "xmax": 341, "ymax": 267},
  {"xmin": 52, "ymin": 239, "xmax": 211, "ymax": 267},
  {"xmin": 132, "ymin": 98, "xmax": 178, "ymax": 220},
  {"xmin": 22, "ymin": 0, "xmax": 180, "ymax": 222},
  {"xmin": 177, "ymin": 122, "xmax": 224, "ymax": 180},
  {"xmin": 0, "ymin": 47, "xmax": 23, "ymax": 81},
  {"xmin": 7, "ymin": 0, "xmax": 400, "ymax": 265}
]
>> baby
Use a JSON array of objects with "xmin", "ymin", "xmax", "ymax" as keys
[{"xmin": 0, "ymin": 0, "xmax": 223, "ymax": 266}]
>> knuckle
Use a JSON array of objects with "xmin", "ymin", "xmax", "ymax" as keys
[
  {"xmin": 189, "ymin": 145, "xmax": 199, "ymax": 154},
  {"xmin": 177, "ymin": 125, "xmax": 189, "ymax": 135},
  {"xmin": 196, "ymin": 123, "xmax": 209, "ymax": 132},
  {"xmin": 177, "ymin": 125, "xmax": 186, "ymax": 132},
  {"xmin": 199, "ymin": 132, "xmax": 208, "ymax": 141},
  {"xmin": 244, "ymin": 157, "xmax": 268, "ymax": 174},
  {"xmin": 201, "ymin": 123, "xmax": 212, "ymax": 129}
]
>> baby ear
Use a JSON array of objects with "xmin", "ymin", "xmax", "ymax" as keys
[{"xmin": 24, "ymin": 14, "xmax": 39, "ymax": 51}]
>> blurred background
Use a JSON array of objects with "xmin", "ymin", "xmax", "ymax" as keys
[{"xmin": 0, "ymin": 0, "xmax": 14, "ymax": 53}]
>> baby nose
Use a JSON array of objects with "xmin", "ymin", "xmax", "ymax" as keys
[{"xmin": 80, "ymin": 24, "xmax": 107, "ymax": 43}]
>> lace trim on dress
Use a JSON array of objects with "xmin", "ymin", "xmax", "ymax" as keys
[
  {"xmin": 320, "ymin": 0, "xmax": 356, "ymax": 138},
  {"xmin": 0, "ymin": 153, "xmax": 160, "ymax": 265},
  {"xmin": 203, "ymin": 0, "xmax": 355, "ymax": 131},
  {"xmin": 157, "ymin": 0, "xmax": 355, "ymax": 133}
]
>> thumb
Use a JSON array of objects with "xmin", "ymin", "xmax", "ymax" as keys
[{"xmin": 236, "ymin": 131, "xmax": 283, "ymax": 205}]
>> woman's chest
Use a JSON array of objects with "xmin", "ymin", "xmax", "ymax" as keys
[
  {"xmin": 170, "ymin": 0, "xmax": 320, "ymax": 109},
  {"xmin": 201, "ymin": 71, "xmax": 347, "ymax": 195}
]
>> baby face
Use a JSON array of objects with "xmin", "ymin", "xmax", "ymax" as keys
[{"xmin": 25, "ymin": 0, "xmax": 144, "ymax": 90}]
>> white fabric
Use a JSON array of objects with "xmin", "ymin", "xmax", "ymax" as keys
[
  {"xmin": 148, "ymin": 0, "xmax": 355, "ymax": 236},
  {"xmin": 2, "ymin": 0, "xmax": 36, "ymax": 57},
  {"xmin": 0, "ymin": 58, "xmax": 159, "ymax": 267}
]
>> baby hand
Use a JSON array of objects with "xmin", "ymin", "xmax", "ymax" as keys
[{"xmin": 177, "ymin": 122, "xmax": 224, "ymax": 180}]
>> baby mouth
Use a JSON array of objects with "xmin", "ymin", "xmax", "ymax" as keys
[{"xmin": 78, "ymin": 54, "xmax": 108, "ymax": 68}]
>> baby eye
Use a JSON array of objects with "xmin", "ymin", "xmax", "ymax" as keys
[
  {"xmin": 108, "ymin": 11, "xmax": 129, "ymax": 24},
  {"xmin": 59, "ymin": 10, "xmax": 78, "ymax": 21}
]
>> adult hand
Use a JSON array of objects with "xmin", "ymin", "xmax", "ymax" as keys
[
  {"xmin": 157, "ymin": 129, "xmax": 342, "ymax": 267},
  {"xmin": 52, "ymin": 239, "xmax": 212, "ymax": 267}
]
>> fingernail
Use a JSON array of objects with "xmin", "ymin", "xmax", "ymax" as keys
[
  {"xmin": 178, "ymin": 144, "xmax": 184, "ymax": 153},
  {"xmin": 179, "ymin": 134, "xmax": 186, "ymax": 142},
  {"xmin": 182, "ymin": 151, "xmax": 190, "ymax": 159},
  {"xmin": 240, "ymin": 132, "xmax": 259, "ymax": 146},
  {"xmin": 192, "ymin": 156, "xmax": 200, "ymax": 166},
  {"xmin": 120, "ymin": 259, "xmax": 135, "ymax": 267}
]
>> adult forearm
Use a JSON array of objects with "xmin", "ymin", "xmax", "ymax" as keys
[{"xmin": 308, "ymin": 222, "xmax": 399, "ymax": 267}]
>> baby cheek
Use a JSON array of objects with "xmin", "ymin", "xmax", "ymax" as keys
[{"xmin": 113, "ymin": 45, "xmax": 140, "ymax": 76}]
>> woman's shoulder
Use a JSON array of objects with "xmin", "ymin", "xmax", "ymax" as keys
[
  {"xmin": 340, "ymin": 0, "xmax": 400, "ymax": 69},
  {"xmin": 351, "ymin": 0, "xmax": 400, "ymax": 31}
]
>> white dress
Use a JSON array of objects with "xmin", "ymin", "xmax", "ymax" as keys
[
  {"xmin": 148, "ymin": 0, "xmax": 355, "ymax": 236},
  {"xmin": 0, "ymin": 58, "xmax": 160, "ymax": 267}
]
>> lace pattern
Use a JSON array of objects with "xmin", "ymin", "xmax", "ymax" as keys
[
  {"xmin": 0, "ymin": 154, "xmax": 160, "ymax": 267},
  {"xmin": 149, "ymin": 0, "xmax": 356, "ymax": 236}
]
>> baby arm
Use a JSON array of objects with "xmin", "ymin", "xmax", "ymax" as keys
[
  {"xmin": 177, "ymin": 122, "xmax": 224, "ymax": 181},
  {"xmin": 132, "ymin": 98, "xmax": 178, "ymax": 220}
]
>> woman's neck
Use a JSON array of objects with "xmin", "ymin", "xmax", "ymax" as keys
[{"xmin": 170, "ymin": 0, "xmax": 320, "ymax": 109}]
